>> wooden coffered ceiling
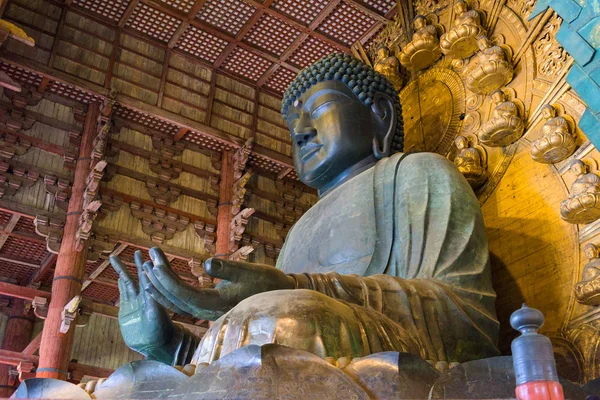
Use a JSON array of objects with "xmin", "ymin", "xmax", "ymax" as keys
[
  {"xmin": 0, "ymin": 0, "xmax": 397, "ymax": 180},
  {"xmin": 57, "ymin": 0, "xmax": 395, "ymax": 92}
]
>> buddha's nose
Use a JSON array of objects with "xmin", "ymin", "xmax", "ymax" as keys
[
  {"xmin": 292, "ymin": 115, "xmax": 317, "ymax": 147},
  {"xmin": 292, "ymin": 127, "xmax": 317, "ymax": 147}
]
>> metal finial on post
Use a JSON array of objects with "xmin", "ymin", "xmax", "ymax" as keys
[{"xmin": 511, "ymin": 304, "xmax": 564, "ymax": 400}]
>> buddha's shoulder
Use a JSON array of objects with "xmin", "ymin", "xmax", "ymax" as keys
[
  {"xmin": 381, "ymin": 152, "xmax": 457, "ymax": 173},
  {"xmin": 376, "ymin": 152, "xmax": 469, "ymax": 191}
]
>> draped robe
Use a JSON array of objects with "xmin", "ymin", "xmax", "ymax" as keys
[{"xmin": 190, "ymin": 152, "xmax": 500, "ymax": 365}]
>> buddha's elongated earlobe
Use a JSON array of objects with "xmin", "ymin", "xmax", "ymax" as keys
[{"xmin": 371, "ymin": 92, "xmax": 396, "ymax": 159}]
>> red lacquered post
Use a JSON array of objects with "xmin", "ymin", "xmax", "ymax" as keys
[{"xmin": 511, "ymin": 304, "xmax": 564, "ymax": 400}]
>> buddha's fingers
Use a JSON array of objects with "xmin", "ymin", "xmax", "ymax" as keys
[
  {"xmin": 141, "ymin": 277, "xmax": 193, "ymax": 317},
  {"xmin": 142, "ymin": 263, "xmax": 197, "ymax": 316},
  {"xmin": 204, "ymin": 258, "xmax": 265, "ymax": 283},
  {"xmin": 117, "ymin": 278, "xmax": 131, "ymax": 303},
  {"xmin": 152, "ymin": 263, "xmax": 226, "ymax": 315},
  {"xmin": 111, "ymin": 256, "xmax": 138, "ymax": 298}
]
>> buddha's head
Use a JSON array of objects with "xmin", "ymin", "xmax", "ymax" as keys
[
  {"xmin": 570, "ymin": 159, "xmax": 587, "ymax": 176},
  {"xmin": 376, "ymin": 45, "xmax": 390, "ymax": 60},
  {"xmin": 541, "ymin": 104, "xmax": 556, "ymax": 120},
  {"xmin": 281, "ymin": 54, "xmax": 403, "ymax": 191},
  {"xmin": 414, "ymin": 15, "xmax": 426, "ymax": 30},
  {"xmin": 454, "ymin": 0, "xmax": 467, "ymax": 14},
  {"xmin": 477, "ymin": 35, "xmax": 491, "ymax": 51},
  {"xmin": 584, "ymin": 243, "xmax": 599, "ymax": 260},
  {"xmin": 491, "ymin": 90, "xmax": 505, "ymax": 104},
  {"xmin": 455, "ymin": 135, "xmax": 469, "ymax": 151}
]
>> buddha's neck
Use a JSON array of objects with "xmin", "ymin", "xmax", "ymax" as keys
[{"xmin": 318, "ymin": 155, "xmax": 378, "ymax": 198}]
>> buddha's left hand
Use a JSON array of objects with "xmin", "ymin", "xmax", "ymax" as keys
[{"xmin": 141, "ymin": 247, "xmax": 296, "ymax": 320}]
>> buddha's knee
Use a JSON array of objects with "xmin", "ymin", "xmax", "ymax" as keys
[{"xmin": 193, "ymin": 289, "xmax": 372, "ymax": 363}]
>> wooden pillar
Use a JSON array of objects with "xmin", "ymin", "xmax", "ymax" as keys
[
  {"xmin": 0, "ymin": 299, "xmax": 34, "ymax": 397},
  {"xmin": 36, "ymin": 102, "xmax": 99, "ymax": 380},
  {"xmin": 215, "ymin": 150, "xmax": 234, "ymax": 259}
]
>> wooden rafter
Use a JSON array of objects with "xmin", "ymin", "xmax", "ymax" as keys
[
  {"xmin": 0, "ymin": 214, "xmax": 20, "ymax": 251},
  {"xmin": 81, "ymin": 243, "xmax": 128, "ymax": 291},
  {"xmin": 21, "ymin": 331, "xmax": 42, "ymax": 356},
  {"xmin": 25, "ymin": 253, "xmax": 57, "ymax": 286}
]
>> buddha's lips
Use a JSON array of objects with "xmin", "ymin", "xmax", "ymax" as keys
[{"xmin": 299, "ymin": 142, "xmax": 323, "ymax": 161}]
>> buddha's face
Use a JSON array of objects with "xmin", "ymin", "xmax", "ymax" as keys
[
  {"xmin": 454, "ymin": 1, "xmax": 467, "ymax": 13},
  {"xmin": 377, "ymin": 47, "xmax": 389, "ymax": 59},
  {"xmin": 455, "ymin": 137, "xmax": 468, "ymax": 150},
  {"xmin": 542, "ymin": 106, "xmax": 555, "ymax": 120},
  {"xmin": 585, "ymin": 245, "xmax": 598, "ymax": 260},
  {"xmin": 285, "ymin": 80, "xmax": 377, "ymax": 190},
  {"xmin": 571, "ymin": 162, "xmax": 586, "ymax": 176},
  {"xmin": 414, "ymin": 17, "xmax": 425, "ymax": 30}
]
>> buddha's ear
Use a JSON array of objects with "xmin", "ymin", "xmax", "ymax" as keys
[{"xmin": 371, "ymin": 91, "xmax": 397, "ymax": 159}]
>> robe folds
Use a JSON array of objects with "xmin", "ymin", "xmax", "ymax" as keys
[{"xmin": 191, "ymin": 152, "xmax": 500, "ymax": 365}]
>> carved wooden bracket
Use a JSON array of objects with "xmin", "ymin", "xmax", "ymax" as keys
[
  {"xmin": 5, "ymin": 87, "xmax": 42, "ymax": 108},
  {"xmin": 233, "ymin": 137, "xmax": 253, "ymax": 181},
  {"xmin": 0, "ymin": 161, "xmax": 39, "ymax": 198},
  {"xmin": 232, "ymin": 171, "xmax": 252, "ymax": 215},
  {"xmin": 189, "ymin": 257, "xmax": 214, "ymax": 288},
  {"xmin": 63, "ymin": 151, "xmax": 77, "ymax": 172},
  {"xmin": 230, "ymin": 207, "xmax": 255, "ymax": 252},
  {"xmin": 0, "ymin": 107, "xmax": 35, "ymax": 131},
  {"xmin": 87, "ymin": 234, "xmax": 118, "ymax": 263},
  {"xmin": 241, "ymin": 233, "xmax": 282, "ymax": 259},
  {"xmin": 34, "ymin": 215, "xmax": 64, "ymax": 254},
  {"xmin": 44, "ymin": 175, "xmax": 71, "ymax": 211},
  {"xmin": 229, "ymin": 245, "xmax": 254, "ymax": 261},
  {"xmin": 60, "ymin": 295, "xmax": 81, "ymax": 334},
  {"xmin": 0, "ymin": 132, "xmax": 31, "ymax": 159},
  {"xmin": 130, "ymin": 202, "xmax": 190, "ymax": 243},
  {"xmin": 146, "ymin": 178, "xmax": 181, "ymax": 205},
  {"xmin": 149, "ymin": 154, "xmax": 182, "ymax": 182},
  {"xmin": 75, "ymin": 200, "xmax": 102, "ymax": 252},
  {"xmin": 210, "ymin": 152, "xmax": 222, "ymax": 170},
  {"xmin": 206, "ymin": 198, "xmax": 218, "ymax": 218},
  {"xmin": 264, "ymin": 243, "xmax": 282, "ymax": 259},
  {"xmin": 194, "ymin": 221, "xmax": 216, "ymax": 254},
  {"xmin": 17, "ymin": 361, "xmax": 35, "ymax": 382},
  {"xmin": 152, "ymin": 132, "xmax": 186, "ymax": 158},
  {"xmin": 97, "ymin": 193, "xmax": 124, "ymax": 220},
  {"xmin": 32, "ymin": 296, "xmax": 48, "ymax": 319},
  {"xmin": 209, "ymin": 175, "xmax": 219, "ymax": 193},
  {"xmin": 275, "ymin": 201, "xmax": 305, "ymax": 224}
]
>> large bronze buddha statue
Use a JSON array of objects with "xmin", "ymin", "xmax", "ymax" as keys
[
  {"xmin": 108, "ymin": 53, "xmax": 499, "ymax": 369},
  {"xmin": 13, "ymin": 54, "xmax": 501, "ymax": 398}
]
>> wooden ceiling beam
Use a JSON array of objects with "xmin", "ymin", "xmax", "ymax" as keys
[
  {"xmin": 0, "ymin": 214, "xmax": 20, "ymax": 251},
  {"xmin": 345, "ymin": 0, "xmax": 389, "ymax": 22},
  {"xmin": 188, "ymin": 0, "xmax": 208, "ymax": 19},
  {"xmin": 119, "ymin": 0, "xmax": 140, "ymax": 28},
  {"xmin": 81, "ymin": 243, "xmax": 128, "ymax": 291},
  {"xmin": 22, "ymin": 331, "xmax": 42, "ymax": 356},
  {"xmin": 25, "ymin": 253, "xmax": 57, "ymax": 286}
]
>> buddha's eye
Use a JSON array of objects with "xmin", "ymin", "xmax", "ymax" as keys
[{"xmin": 310, "ymin": 101, "xmax": 336, "ymax": 118}]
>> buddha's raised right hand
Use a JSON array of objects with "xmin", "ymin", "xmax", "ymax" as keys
[{"xmin": 140, "ymin": 247, "xmax": 295, "ymax": 321}]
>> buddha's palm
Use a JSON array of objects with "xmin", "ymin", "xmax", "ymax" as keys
[{"xmin": 110, "ymin": 252, "xmax": 179, "ymax": 363}]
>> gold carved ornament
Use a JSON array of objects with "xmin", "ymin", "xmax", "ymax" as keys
[
  {"xmin": 560, "ymin": 160, "xmax": 600, "ymax": 225},
  {"xmin": 574, "ymin": 243, "xmax": 600, "ymax": 306},
  {"xmin": 374, "ymin": 45, "xmax": 406, "ymax": 91},
  {"xmin": 464, "ymin": 36, "xmax": 514, "ymax": 95},
  {"xmin": 440, "ymin": 0, "xmax": 486, "ymax": 60},
  {"xmin": 477, "ymin": 90, "xmax": 525, "ymax": 147},
  {"xmin": 530, "ymin": 105, "xmax": 577, "ymax": 164},
  {"xmin": 453, "ymin": 135, "xmax": 487, "ymax": 189},
  {"xmin": 400, "ymin": 15, "xmax": 443, "ymax": 72}
]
